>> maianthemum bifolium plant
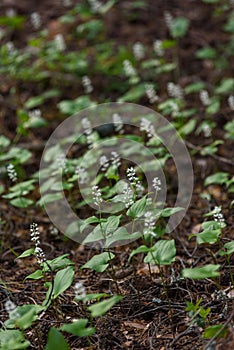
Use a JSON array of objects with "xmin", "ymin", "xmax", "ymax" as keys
[{"xmin": 0, "ymin": 0, "xmax": 234, "ymax": 348}]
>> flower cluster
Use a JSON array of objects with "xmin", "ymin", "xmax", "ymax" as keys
[
  {"xmin": 30, "ymin": 223, "xmax": 46, "ymax": 264},
  {"xmin": 145, "ymin": 83, "xmax": 158, "ymax": 104},
  {"xmin": 133, "ymin": 42, "xmax": 145, "ymax": 60},
  {"xmin": 87, "ymin": 0, "xmax": 102, "ymax": 13},
  {"xmin": 112, "ymin": 113, "xmax": 124, "ymax": 134},
  {"xmin": 5, "ymin": 300, "xmax": 19, "ymax": 319},
  {"xmin": 54, "ymin": 34, "xmax": 66, "ymax": 51},
  {"xmin": 99, "ymin": 155, "xmax": 109, "ymax": 171},
  {"xmin": 202, "ymin": 124, "xmax": 212, "ymax": 138},
  {"xmin": 153, "ymin": 40, "xmax": 164, "ymax": 56},
  {"xmin": 200, "ymin": 90, "xmax": 211, "ymax": 106},
  {"xmin": 7, "ymin": 163, "xmax": 17, "ymax": 182},
  {"xmin": 111, "ymin": 151, "xmax": 121, "ymax": 168},
  {"xmin": 164, "ymin": 11, "xmax": 173, "ymax": 30},
  {"xmin": 152, "ymin": 177, "xmax": 161, "ymax": 191},
  {"xmin": 28, "ymin": 109, "xmax": 41, "ymax": 118},
  {"xmin": 76, "ymin": 165, "xmax": 89, "ymax": 184},
  {"xmin": 140, "ymin": 117, "xmax": 156, "ymax": 138},
  {"xmin": 213, "ymin": 206, "xmax": 225, "ymax": 226},
  {"xmin": 122, "ymin": 184, "xmax": 134, "ymax": 208},
  {"xmin": 82, "ymin": 76, "xmax": 93, "ymax": 94},
  {"xmin": 74, "ymin": 282, "xmax": 87, "ymax": 303},
  {"xmin": 144, "ymin": 211, "xmax": 156, "ymax": 237},
  {"xmin": 228, "ymin": 95, "xmax": 234, "ymax": 110},
  {"xmin": 167, "ymin": 82, "xmax": 183, "ymax": 99},
  {"xmin": 126, "ymin": 167, "xmax": 143, "ymax": 196},
  {"xmin": 92, "ymin": 185, "xmax": 103, "ymax": 206},
  {"xmin": 123, "ymin": 60, "xmax": 137, "ymax": 78},
  {"xmin": 30, "ymin": 12, "xmax": 41, "ymax": 30}
]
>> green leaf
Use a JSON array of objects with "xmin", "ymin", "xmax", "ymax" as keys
[
  {"xmin": 25, "ymin": 270, "xmax": 43, "ymax": 280},
  {"xmin": 37, "ymin": 193, "xmax": 63, "ymax": 206},
  {"xmin": 160, "ymin": 207, "xmax": 184, "ymax": 217},
  {"xmin": 219, "ymin": 241, "xmax": 234, "ymax": 256},
  {"xmin": 184, "ymin": 82, "xmax": 205, "ymax": 94},
  {"xmin": 81, "ymin": 252, "xmax": 115, "ymax": 272},
  {"xmin": 206, "ymin": 99, "xmax": 220, "ymax": 115},
  {"xmin": 105, "ymin": 228, "xmax": 141, "ymax": 247},
  {"xmin": 127, "ymin": 196, "xmax": 147, "ymax": 219},
  {"xmin": 196, "ymin": 228, "xmax": 221, "ymax": 245},
  {"xmin": 118, "ymin": 84, "xmax": 146, "ymax": 102},
  {"xmin": 60, "ymin": 319, "xmax": 95, "ymax": 337},
  {"xmin": 196, "ymin": 47, "xmax": 217, "ymax": 59},
  {"xmin": 10, "ymin": 198, "xmax": 33, "ymax": 208},
  {"xmin": 129, "ymin": 245, "xmax": 150, "ymax": 261},
  {"xmin": 88, "ymin": 295, "xmax": 123, "ymax": 317},
  {"xmin": 215, "ymin": 78, "xmax": 234, "ymax": 95},
  {"xmin": 0, "ymin": 135, "xmax": 10, "ymax": 148},
  {"xmin": 17, "ymin": 248, "xmax": 35, "ymax": 259},
  {"xmin": 16, "ymin": 306, "xmax": 38, "ymax": 330},
  {"xmin": 42, "ymin": 254, "xmax": 74, "ymax": 272},
  {"xmin": 170, "ymin": 17, "xmax": 189, "ymax": 38},
  {"xmin": 80, "ymin": 216, "xmax": 100, "ymax": 232},
  {"xmin": 179, "ymin": 119, "xmax": 196, "ymax": 136},
  {"xmin": 144, "ymin": 240, "xmax": 176, "ymax": 265},
  {"xmin": 45, "ymin": 328, "xmax": 69, "ymax": 350},
  {"xmin": 182, "ymin": 264, "xmax": 220, "ymax": 279},
  {"xmin": 204, "ymin": 172, "xmax": 229, "ymax": 186},
  {"xmin": 52, "ymin": 266, "xmax": 74, "ymax": 299},
  {"xmin": 24, "ymin": 96, "xmax": 45, "ymax": 109},
  {"xmin": 104, "ymin": 215, "xmax": 121, "ymax": 235},
  {"xmin": 202, "ymin": 324, "xmax": 227, "ymax": 339},
  {"xmin": 0, "ymin": 329, "xmax": 30, "ymax": 350}
]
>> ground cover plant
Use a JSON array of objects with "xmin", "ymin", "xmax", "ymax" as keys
[{"xmin": 0, "ymin": 0, "xmax": 234, "ymax": 349}]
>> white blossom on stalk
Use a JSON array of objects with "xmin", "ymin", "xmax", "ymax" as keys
[
  {"xmin": 6, "ymin": 8, "xmax": 16, "ymax": 18},
  {"xmin": 54, "ymin": 34, "xmax": 66, "ymax": 51},
  {"xmin": 76, "ymin": 166, "xmax": 89, "ymax": 184},
  {"xmin": 123, "ymin": 60, "xmax": 137, "ymax": 78},
  {"xmin": 140, "ymin": 117, "xmax": 156, "ymax": 138},
  {"xmin": 200, "ymin": 90, "xmax": 211, "ymax": 106},
  {"xmin": 111, "ymin": 151, "xmax": 121, "ymax": 168},
  {"xmin": 133, "ymin": 42, "xmax": 145, "ymax": 60},
  {"xmin": 153, "ymin": 40, "xmax": 164, "ymax": 56},
  {"xmin": 112, "ymin": 113, "xmax": 124, "ymax": 134},
  {"xmin": 145, "ymin": 83, "xmax": 158, "ymax": 104},
  {"xmin": 152, "ymin": 177, "xmax": 161, "ymax": 191},
  {"xmin": 144, "ymin": 211, "xmax": 156, "ymax": 237},
  {"xmin": 168, "ymin": 100, "xmax": 179, "ymax": 117},
  {"xmin": 122, "ymin": 184, "xmax": 134, "ymax": 208},
  {"xmin": 28, "ymin": 109, "xmax": 41, "ymax": 118},
  {"xmin": 6, "ymin": 42, "xmax": 15, "ymax": 54},
  {"xmin": 34, "ymin": 246, "xmax": 46, "ymax": 264},
  {"xmin": 7, "ymin": 164, "xmax": 17, "ymax": 182},
  {"xmin": 56, "ymin": 155, "xmax": 67, "ymax": 170},
  {"xmin": 5, "ymin": 300, "xmax": 19, "ymax": 319},
  {"xmin": 213, "ymin": 206, "xmax": 225, "ymax": 226},
  {"xmin": 92, "ymin": 185, "xmax": 103, "ymax": 206},
  {"xmin": 228, "ymin": 95, "xmax": 234, "ymax": 110},
  {"xmin": 30, "ymin": 223, "xmax": 47, "ymax": 264},
  {"xmin": 74, "ymin": 282, "xmax": 87, "ymax": 303},
  {"xmin": 30, "ymin": 12, "xmax": 41, "ymax": 30},
  {"xmin": 202, "ymin": 124, "xmax": 212, "ymax": 138},
  {"xmin": 167, "ymin": 82, "xmax": 183, "ymax": 99},
  {"xmin": 99, "ymin": 155, "xmax": 109, "ymax": 171},
  {"xmin": 87, "ymin": 0, "xmax": 102, "ymax": 13},
  {"xmin": 164, "ymin": 11, "xmax": 173, "ymax": 30},
  {"xmin": 82, "ymin": 76, "xmax": 93, "ymax": 94},
  {"xmin": 81, "ymin": 117, "xmax": 92, "ymax": 135}
]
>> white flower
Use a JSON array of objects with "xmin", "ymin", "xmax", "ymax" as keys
[
  {"xmin": 35, "ymin": 246, "xmax": 46, "ymax": 264},
  {"xmin": 144, "ymin": 211, "xmax": 156, "ymax": 237},
  {"xmin": 213, "ymin": 206, "xmax": 225, "ymax": 226},
  {"xmin": 5, "ymin": 300, "xmax": 19, "ymax": 319},
  {"xmin": 140, "ymin": 117, "xmax": 156, "ymax": 138},
  {"xmin": 145, "ymin": 83, "xmax": 158, "ymax": 104},
  {"xmin": 164, "ymin": 11, "xmax": 173, "ymax": 30},
  {"xmin": 92, "ymin": 185, "xmax": 103, "ymax": 206},
  {"xmin": 87, "ymin": 0, "xmax": 102, "ymax": 13},
  {"xmin": 153, "ymin": 40, "xmax": 164, "ymax": 56},
  {"xmin": 81, "ymin": 117, "xmax": 92, "ymax": 135},
  {"xmin": 82, "ymin": 76, "xmax": 93, "ymax": 94},
  {"xmin": 152, "ymin": 177, "xmax": 161, "ymax": 191},
  {"xmin": 28, "ymin": 109, "xmax": 41, "ymax": 118},
  {"xmin": 112, "ymin": 113, "xmax": 124, "ymax": 134},
  {"xmin": 74, "ymin": 282, "xmax": 87, "ymax": 303},
  {"xmin": 49, "ymin": 225, "xmax": 59, "ymax": 236},
  {"xmin": 54, "ymin": 34, "xmax": 66, "ymax": 51},
  {"xmin": 30, "ymin": 12, "xmax": 41, "ymax": 30},
  {"xmin": 56, "ymin": 155, "xmax": 67, "ymax": 170},
  {"xmin": 122, "ymin": 184, "xmax": 134, "ymax": 208},
  {"xmin": 133, "ymin": 42, "xmax": 145, "ymax": 60},
  {"xmin": 76, "ymin": 166, "xmax": 89, "ymax": 184},
  {"xmin": 228, "ymin": 95, "xmax": 234, "ymax": 110},
  {"xmin": 126, "ymin": 167, "xmax": 137, "ymax": 184},
  {"xmin": 99, "ymin": 155, "xmax": 109, "ymax": 171},
  {"xmin": 111, "ymin": 151, "xmax": 121, "ymax": 168},
  {"xmin": 202, "ymin": 124, "xmax": 212, "ymax": 138},
  {"xmin": 123, "ymin": 60, "xmax": 137, "ymax": 77},
  {"xmin": 167, "ymin": 82, "xmax": 183, "ymax": 99},
  {"xmin": 7, "ymin": 164, "xmax": 17, "ymax": 182},
  {"xmin": 200, "ymin": 90, "xmax": 211, "ymax": 106},
  {"xmin": 6, "ymin": 9, "xmax": 16, "ymax": 18},
  {"xmin": 6, "ymin": 42, "xmax": 15, "ymax": 54},
  {"xmin": 30, "ymin": 222, "xmax": 40, "ymax": 246}
]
